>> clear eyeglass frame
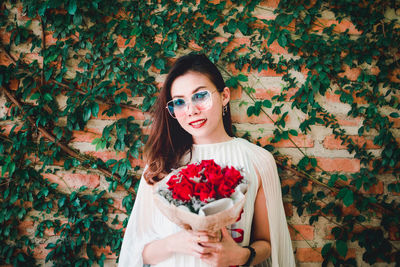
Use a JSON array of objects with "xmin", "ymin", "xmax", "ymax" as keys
[{"xmin": 165, "ymin": 89, "xmax": 217, "ymax": 118}]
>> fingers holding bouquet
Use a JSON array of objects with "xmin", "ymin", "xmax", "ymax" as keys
[
  {"xmin": 194, "ymin": 230, "xmax": 222, "ymax": 244},
  {"xmin": 171, "ymin": 230, "xmax": 215, "ymax": 257},
  {"xmin": 199, "ymin": 228, "xmax": 245, "ymax": 266}
]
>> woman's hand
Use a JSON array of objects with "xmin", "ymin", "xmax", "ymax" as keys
[
  {"xmin": 143, "ymin": 229, "xmax": 218, "ymax": 264},
  {"xmin": 198, "ymin": 228, "xmax": 249, "ymax": 267},
  {"xmin": 168, "ymin": 230, "xmax": 219, "ymax": 258}
]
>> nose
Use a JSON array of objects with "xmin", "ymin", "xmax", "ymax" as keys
[{"xmin": 185, "ymin": 101, "xmax": 200, "ymax": 116}]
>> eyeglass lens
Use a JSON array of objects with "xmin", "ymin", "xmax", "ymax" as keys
[{"xmin": 167, "ymin": 90, "xmax": 212, "ymax": 118}]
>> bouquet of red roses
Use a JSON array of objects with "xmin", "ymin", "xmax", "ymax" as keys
[{"xmin": 154, "ymin": 159, "xmax": 248, "ymax": 232}]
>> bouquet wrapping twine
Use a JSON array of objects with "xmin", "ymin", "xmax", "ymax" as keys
[{"xmin": 153, "ymin": 167, "xmax": 248, "ymax": 232}]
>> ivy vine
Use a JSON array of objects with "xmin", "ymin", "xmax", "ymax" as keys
[{"xmin": 0, "ymin": 0, "xmax": 399, "ymax": 266}]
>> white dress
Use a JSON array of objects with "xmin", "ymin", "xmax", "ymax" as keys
[{"xmin": 118, "ymin": 138, "xmax": 295, "ymax": 267}]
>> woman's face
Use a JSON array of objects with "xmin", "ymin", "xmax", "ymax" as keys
[{"xmin": 169, "ymin": 71, "xmax": 230, "ymax": 144}]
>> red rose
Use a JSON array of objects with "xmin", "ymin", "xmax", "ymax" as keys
[
  {"xmin": 167, "ymin": 175, "xmax": 180, "ymax": 189},
  {"xmin": 217, "ymin": 179, "xmax": 236, "ymax": 197},
  {"xmin": 180, "ymin": 163, "xmax": 203, "ymax": 181},
  {"xmin": 222, "ymin": 166, "xmax": 243, "ymax": 186},
  {"xmin": 171, "ymin": 178, "xmax": 194, "ymax": 202},
  {"xmin": 194, "ymin": 182, "xmax": 216, "ymax": 202},
  {"xmin": 200, "ymin": 159, "xmax": 221, "ymax": 172},
  {"xmin": 201, "ymin": 160, "xmax": 224, "ymax": 185}
]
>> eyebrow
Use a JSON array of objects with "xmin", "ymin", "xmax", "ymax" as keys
[{"xmin": 172, "ymin": 86, "xmax": 207, "ymax": 98}]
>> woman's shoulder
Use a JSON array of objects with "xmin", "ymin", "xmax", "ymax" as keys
[{"xmin": 233, "ymin": 137, "xmax": 275, "ymax": 162}]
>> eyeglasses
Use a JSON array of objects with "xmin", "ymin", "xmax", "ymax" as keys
[{"xmin": 166, "ymin": 90, "xmax": 217, "ymax": 118}]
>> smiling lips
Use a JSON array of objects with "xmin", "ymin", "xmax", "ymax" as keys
[{"xmin": 189, "ymin": 119, "xmax": 207, "ymax": 128}]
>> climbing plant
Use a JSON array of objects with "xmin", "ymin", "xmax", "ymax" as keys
[{"xmin": 0, "ymin": 0, "xmax": 399, "ymax": 266}]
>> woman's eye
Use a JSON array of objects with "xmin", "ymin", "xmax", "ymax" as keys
[
  {"xmin": 193, "ymin": 91, "xmax": 208, "ymax": 100},
  {"xmin": 173, "ymin": 99, "xmax": 185, "ymax": 107}
]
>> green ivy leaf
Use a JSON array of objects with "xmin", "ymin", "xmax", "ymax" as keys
[
  {"xmin": 68, "ymin": 0, "xmax": 77, "ymax": 15},
  {"xmin": 321, "ymin": 243, "xmax": 332, "ymax": 256},
  {"xmin": 343, "ymin": 188, "xmax": 354, "ymax": 207},
  {"xmin": 262, "ymin": 100, "xmax": 272, "ymax": 108},
  {"xmin": 336, "ymin": 240, "xmax": 348, "ymax": 257},
  {"xmin": 278, "ymin": 33, "xmax": 287, "ymax": 47}
]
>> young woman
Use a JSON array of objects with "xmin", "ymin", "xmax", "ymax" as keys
[{"xmin": 118, "ymin": 54, "xmax": 295, "ymax": 267}]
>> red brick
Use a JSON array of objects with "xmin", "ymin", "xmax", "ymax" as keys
[
  {"xmin": 283, "ymin": 202, "xmax": 293, "ymax": 217},
  {"xmin": 338, "ymin": 65, "xmax": 361, "ymax": 81},
  {"xmin": 112, "ymin": 198, "xmax": 125, "ymax": 212},
  {"xmin": 390, "ymin": 69, "xmax": 400, "ymax": 83},
  {"xmin": 24, "ymin": 243, "xmax": 50, "ymax": 260},
  {"xmin": 389, "ymin": 226, "xmax": 400, "ymax": 241},
  {"xmin": 231, "ymin": 110, "xmax": 282, "ymax": 124},
  {"xmin": 17, "ymin": 4, "xmax": 36, "ymax": 21},
  {"xmin": 389, "ymin": 181, "xmax": 400, "ymax": 196},
  {"xmin": 254, "ymin": 87, "xmax": 297, "ymax": 101},
  {"xmin": 335, "ymin": 114, "xmax": 362, "ymax": 127},
  {"xmin": 45, "ymin": 32, "xmax": 58, "ymax": 46},
  {"xmin": 85, "ymin": 151, "xmax": 127, "ymax": 162},
  {"xmin": 0, "ymin": 50, "xmax": 13, "ymax": 66},
  {"xmin": 9, "ymin": 78, "xmax": 19, "ymax": 90},
  {"xmin": 289, "ymin": 225, "xmax": 314, "ymax": 241},
  {"xmin": 44, "ymin": 31, "xmax": 79, "ymax": 46},
  {"xmin": 22, "ymin": 201, "xmax": 32, "ymax": 210},
  {"xmin": 128, "ymin": 155, "xmax": 146, "ymax": 168},
  {"xmin": 228, "ymin": 63, "xmax": 285, "ymax": 77},
  {"xmin": 325, "ymin": 225, "xmax": 377, "ymax": 240},
  {"xmin": 259, "ymin": 134, "xmax": 314, "ymax": 148},
  {"xmin": 389, "ymin": 116, "xmax": 400, "ymax": 128},
  {"xmin": 325, "ymin": 90, "xmax": 367, "ymax": 104},
  {"xmin": 323, "ymin": 135, "xmax": 381, "ymax": 150},
  {"xmin": 1, "ymin": 124, "xmax": 23, "ymax": 136},
  {"xmin": 370, "ymin": 66, "xmax": 380, "ymax": 76},
  {"xmin": 94, "ymin": 245, "xmax": 117, "ymax": 259},
  {"xmin": 188, "ymin": 40, "xmax": 202, "ymax": 51},
  {"xmin": 341, "ymin": 204, "xmax": 360, "ymax": 216},
  {"xmin": 316, "ymin": 157, "xmax": 360, "ymax": 173},
  {"xmin": 296, "ymin": 247, "xmax": 323, "ymax": 262},
  {"xmin": 230, "ymin": 85, "xmax": 242, "ymax": 100},
  {"xmin": 251, "ymin": 14, "xmax": 276, "ymax": 30},
  {"xmin": 193, "ymin": 12, "xmax": 217, "ymax": 26},
  {"xmin": 343, "ymin": 248, "xmax": 357, "ymax": 260},
  {"xmin": 43, "ymin": 173, "xmax": 100, "ymax": 189},
  {"xmin": 116, "ymin": 36, "xmax": 136, "ymax": 49},
  {"xmin": 72, "ymin": 128, "xmax": 102, "ymax": 143},
  {"xmin": 225, "ymin": 37, "xmax": 251, "ymax": 53},
  {"xmin": 97, "ymin": 104, "xmax": 146, "ymax": 120},
  {"xmin": 262, "ymin": 40, "xmax": 288, "ymax": 54},
  {"xmin": 259, "ymin": 0, "xmax": 280, "ymax": 8},
  {"xmin": 23, "ymin": 53, "xmax": 43, "ymax": 68},
  {"xmin": 281, "ymin": 178, "xmax": 313, "ymax": 192},
  {"xmin": 44, "ymin": 220, "xmax": 68, "ymax": 236},
  {"xmin": 360, "ymin": 181, "xmax": 384, "ymax": 194},
  {"xmin": 312, "ymin": 19, "xmax": 362, "ymax": 35},
  {"xmin": 154, "ymin": 34, "xmax": 163, "ymax": 44},
  {"xmin": 0, "ymin": 28, "xmax": 11, "ymax": 45},
  {"xmin": 18, "ymin": 221, "xmax": 35, "ymax": 236}
]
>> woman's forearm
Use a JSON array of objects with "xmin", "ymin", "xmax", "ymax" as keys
[
  {"xmin": 245, "ymin": 240, "xmax": 271, "ymax": 266},
  {"xmin": 142, "ymin": 234, "xmax": 175, "ymax": 265}
]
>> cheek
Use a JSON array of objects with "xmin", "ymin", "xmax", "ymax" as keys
[{"xmin": 176, "ymin": 117, "xmax": 187, "ymax": 128}]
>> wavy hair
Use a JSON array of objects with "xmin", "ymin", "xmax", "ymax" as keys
[{"xmin": 143, "ymin": 53, "xmax": 234, "ymax": 184}]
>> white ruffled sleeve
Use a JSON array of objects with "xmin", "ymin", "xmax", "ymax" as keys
[
  {"xmin": 118, "ymin": 174, "xmax": 158, "ymax": 267},
  {"xmin": 245, "ymin": 142, "xmax": 295, "ymax": 267}
]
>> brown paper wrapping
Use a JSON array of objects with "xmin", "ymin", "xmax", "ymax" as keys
[{"xmin": 153, "ymin": 192, "xmax": 246, "ymax": 232}]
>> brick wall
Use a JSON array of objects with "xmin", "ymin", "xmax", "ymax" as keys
[{"xmin": 1, "ymin": 1, "xmax": 399, "ymax": 266}]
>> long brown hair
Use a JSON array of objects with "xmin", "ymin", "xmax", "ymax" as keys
[{"xmin": 143, "ymin": 53, "xmax": 234, "ymax": 184}]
